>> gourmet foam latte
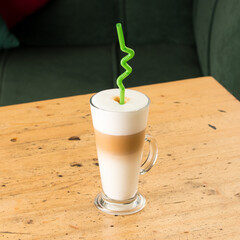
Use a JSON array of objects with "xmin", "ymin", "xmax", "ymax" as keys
[
  {"xmin": 90, "ymin": 89, "xmax": 149, "ymax": 200},
  {"xmin": 91, "ymin": 23, "xmax": 158, "ymax": 215}
]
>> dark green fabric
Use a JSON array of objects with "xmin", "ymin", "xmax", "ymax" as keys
[
  {"xmin": 0, "ymin": 50, "xmax": 7, "ymax": 99},
  {"xmin": 115, "ymin": 43, "xmax": 201, "ymax": 88},
  {"xmin": 12, "ymin": 0, "xmax": 120, "ymax": 46},
  {"xmin": 0, "ymin": 17, "xmax": 19, "ymax": 49},
  {"xmin": 0, "ymin": 45, "xmax": 115, "ymax": 106},
  {"xmin": 193, "ymin": 0, "xmax": 216, "ymax": 75},
  {"xmin": 126, "ymin": 0, "xmax": 195, "ymax": 45},
  {"xmin": 210, "ymin": 0, "xmax": 240, "ymax": 100},
  {"xmin": 0, "ymin": 0, "xmax": 207, "ymax": 106}
]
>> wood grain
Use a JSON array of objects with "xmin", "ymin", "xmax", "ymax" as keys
[{"xmin": 0, "ymin": 77, "xmax": 240, "ymax": 240}]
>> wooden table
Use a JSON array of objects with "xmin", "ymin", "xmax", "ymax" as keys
[{"xmin": 0, "ymin": 77, "xmax": 240, "ymax": 240}]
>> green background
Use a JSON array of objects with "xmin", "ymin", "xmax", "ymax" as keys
[{"xmin": 0, "ymin": 0, "xmax": 239, "ymax": 106}]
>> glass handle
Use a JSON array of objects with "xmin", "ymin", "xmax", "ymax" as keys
[{"xmin": 140, "ymin": 134, "xmax": 158, "ymax": 175}]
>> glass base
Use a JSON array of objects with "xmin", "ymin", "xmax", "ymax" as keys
[{"xmin": 94, "ymin": 192, "xmax": 146, "ymax": 215}]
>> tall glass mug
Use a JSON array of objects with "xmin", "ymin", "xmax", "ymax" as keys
[{"xmin": 90, "ymin": 89, "xmax": 158, "ymax": 215}]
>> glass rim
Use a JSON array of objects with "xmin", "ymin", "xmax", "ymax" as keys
[{"xmin": 90, "ymin": 89, "xmax": 150, "ymax": 113}]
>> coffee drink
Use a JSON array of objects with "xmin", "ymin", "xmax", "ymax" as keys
[
  {"xmin": 94, "ymin": 129, "xmax": 145, "ymax": 155},
  {"xmin": 90, "ymin": 89, "xmax": 149, "ymax": 201}
]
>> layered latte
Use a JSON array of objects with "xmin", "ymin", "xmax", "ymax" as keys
[{"xmin": 90, "ymin": 89, "xmax": 149, "ymax": 201}]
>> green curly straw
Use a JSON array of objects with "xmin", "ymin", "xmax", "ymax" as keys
[{"xmin": 116, "ymin": 23, "xmax": 135, "ymax": 104}]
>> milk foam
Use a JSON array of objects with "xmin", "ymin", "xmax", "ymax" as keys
[
  {"xmin": 90, "ymin": 89, "xmax": 149, "ymax": 135},
  {"xmin": 91, "ymin": 89, "xmax": 149, "ymax": 112}
]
